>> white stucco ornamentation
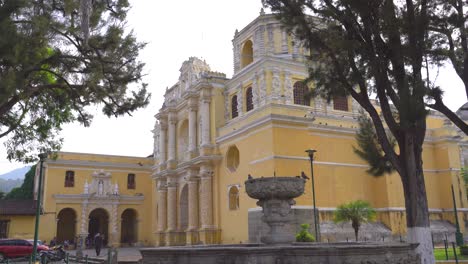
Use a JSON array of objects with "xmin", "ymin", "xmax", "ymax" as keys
[
  {"xmin": 258, "ymin": 70, "xmax": 266, "ymax": 106},
  {"xmin": 256, "ymin": 25, "xmax": 265, "ymax": 58},
  {"xmin": 271, "ymin": 68, "xmax": 281, "ymax": 101},
  {"xmin": 281, "ymin": 30, "xmax": 288, "ymax": 54},
  {"xmin": 284, "ymin": 71, "xmax": 293, "ymax": 104},
  {"xmin": 83, "ymin": 181, "xmax": 89, "ymax": 194},
  {"xmin": 252, "ymin": 75, "xmax": 259, "ymax": 108},
  {"xmin": 89, "ymin": 170, "xmax": 114, "ymax": 197},
  {"xmin": 153, "ymin": 121, "xmax": 161, "ymax": 160},
  {"xmin": 267, "ymin": 24, "xmax": 274, "ymax": 55},
  {"xmin": 224, "ymin": 90, "xmax": 230, "ymax": 120},
  {"xmin": 113, "ymin": 183, "xmax": 119, "ymax": 195},
  {"xmin": 237, "ymin": 86, "xmax": 243, "ymax": 117}
]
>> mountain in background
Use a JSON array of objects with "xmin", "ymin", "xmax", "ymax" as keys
[
  {"xmin": 0, "ymin": 166, "xmax": 31, "ymax": 180},
  {"xmin": 0, "ymin": 166, "xmax": 31, "ymax": 194},
  {"xmin": 0, "ymin": 178, "xmax": 23, "ymax": 193}
]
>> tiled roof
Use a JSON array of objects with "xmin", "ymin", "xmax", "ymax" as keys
[{"xmin": 0, "ymin": 200, "xmax": 37, "ymax": 215}]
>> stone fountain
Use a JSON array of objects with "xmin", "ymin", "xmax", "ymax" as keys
[
  {"xmin": 244, "ymin": 176, "xmax": 305, "ymax": 244},
  {"xmin": 140, "ymin": 175, "xmax": 422, "ymax": 264}
]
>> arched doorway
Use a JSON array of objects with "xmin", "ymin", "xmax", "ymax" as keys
[
  {"xmin": 179, "ymin": 184, "xmax": 188, "ymax": 231},
  {"xmin": 120, "ymin": 209, "xmax": 138, "ymax": 245},
  {"xmin": 88, "ymin": 208, "xmax": 109, "ymax": 246},
  {"xmin": 56, "ymin": 208, "xmax": 76, "ymax": 244}
]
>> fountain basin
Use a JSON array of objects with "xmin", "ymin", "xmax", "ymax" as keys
[{"xmin": 245, "ymin": 176, "xmax": 305, "ymax": 200}]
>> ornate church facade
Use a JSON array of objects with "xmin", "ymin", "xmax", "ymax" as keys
[
  {"xmin": 1, "ymin": 11, "xmax": 468, "ymax": 247},
  {"xmin": 151, "ymin": 11, "xmax": 468, "ymax": 246}
]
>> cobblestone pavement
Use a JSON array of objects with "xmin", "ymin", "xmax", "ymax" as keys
[
  {"xmin": 2, "ymin": 247, "xmax": 142, "ymax": 263},
  {"xmin": 66, "ymin": 247, "xmax": 142, "ymax": 262}
]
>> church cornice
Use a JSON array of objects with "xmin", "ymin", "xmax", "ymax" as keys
[
  {"xmin": 152, "ymin": 154, "xmax": 222, "ymax": 179},
  {"xmin": 53, "ymin": 194, "xmax": 145, "ymax": 204},
  {"xmin": 46, "ymin": 159, "xmax": 152, "ymax": 171}
]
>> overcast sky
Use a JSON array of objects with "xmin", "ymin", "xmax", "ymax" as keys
[{"xmin": 0, "ymin": 1, "xmax": 466, "ymax": 175}]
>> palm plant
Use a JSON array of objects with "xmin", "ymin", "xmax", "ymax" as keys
[{"xmin": 334, "ymin": 200, "xmax": 376, "ymax": 241}]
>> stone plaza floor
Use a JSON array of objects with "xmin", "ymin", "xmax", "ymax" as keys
[{"xmin": 66, "ymin": 247, "xmax": 142, "ymax": 262}]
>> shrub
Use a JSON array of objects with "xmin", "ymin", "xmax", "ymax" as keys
[
  {"xmin": 460, "ymin": 245, "xmax": 468, "ymax": 256},
  {"xmin": 296, "ymin": 223, "xmax": 315, "ymax": 242}
]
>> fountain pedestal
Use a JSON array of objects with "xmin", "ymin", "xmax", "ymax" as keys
[{"xmin": 245, "ymin": 177, "xmax": 305, "ymax": 245}]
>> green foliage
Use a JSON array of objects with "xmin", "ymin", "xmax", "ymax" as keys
[
  {"xmin": 334, "ymin": 200, "xmax": 376, "ymax": 241},
  {"xmin": 0, "ymin": 0, "xmax": 150, "ymax": 162},
  {"xmin": 353, "ymin": 111, "xmax": 396, "ymax": 176},
  {"xmin": 0, "ymin": 191, "xmax": 4, "ymax": 200},
  {"xmin": 295, "ymin": 223, "xmax": 315, "ymax": 242},
  {"xmin": 5, "ymin": 165, "xmax": 35, "ymax": 199},
  {"xmin": 461, "ymin": 167, "xmax": 468, "ymax": 200}
]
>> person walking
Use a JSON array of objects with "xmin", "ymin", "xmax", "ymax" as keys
[{"xmin": 94, "ymin": 233, "xmax": 103, "ymax": 257}]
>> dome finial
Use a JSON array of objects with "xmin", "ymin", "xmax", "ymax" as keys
[{"xmin": 260, "ymin": 8, "xmax": 265, "ymax": 16}]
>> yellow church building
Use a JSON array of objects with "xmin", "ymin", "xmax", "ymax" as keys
[{"xmin": 1, "ymin": 10, "xmax": 468, "ymax": 248}]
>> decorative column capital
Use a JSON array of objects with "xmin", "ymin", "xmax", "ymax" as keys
[
  {"xmin": 168, "ymin": 112, "xmax": 177, "ymax": 125},
  {"xmin": 167, "ymin": 179, "xmax": 177, "ymax": 188},
  {"xmin": 157, "ymin": 178, "xmax": 167, "ymax": 191},
  {"xmin": 159, "ymin": 118, "xmax": 168, "ymax": 129},
  {"xmin": 188, "ymin": 99, "xmax": 198, "ymax": 112},
  {"xmin": 200, "ymin": 165, "xmax": 214, "ymax": 179}
]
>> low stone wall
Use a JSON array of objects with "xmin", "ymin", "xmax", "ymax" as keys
[
  {"xmin": 140, "ymin": 243, "xmax": 421, "ymax": 264},
  {"xmin": 249, "ymin": 208, "xmax": 459, "ymax": 244}
]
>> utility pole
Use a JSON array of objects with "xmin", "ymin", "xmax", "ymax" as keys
[
  {"xmin": 451, "ymin": 184, "xmax": 464, "ymax": 246},
  {"xmin": 32, "ymin": 153, "xmax": 47, "ymax": 263},
  {"xmin": 305, "ymin": 149, "xmax": 320, "ymax": 242}
]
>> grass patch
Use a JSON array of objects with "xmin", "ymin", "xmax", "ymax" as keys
[{"xmin": 434, "ymin": 247, "xmax": 468, "ymax": 260}]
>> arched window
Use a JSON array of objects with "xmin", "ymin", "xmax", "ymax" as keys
[
  {"xmin": 65, "ymin": 171, "xmax": 74, "ymax": 187},
  {"xmin": 231, "ymin": 95, "xmax": 238, "ymax": 119},
  {"xmin": 127, "ymin": 173, "xmax": 136, "ymax": 189},
  {"xmin": 333, "ymin": 96, "xmax": 349, "ymax": 111},
  {"xmin": 241, "ymin": 40, "xmax": 254, "ymax": 68},
  {"xmin": 228, "ymin": 186, "xmax": 240, "ymax": 210},
  {"xmin": 293, "ymin": 81, "xmax": 309, "ymax": 106},
  {"xmin": 246, "ymin": 87, "xmax": 253, "ymax": 112}
]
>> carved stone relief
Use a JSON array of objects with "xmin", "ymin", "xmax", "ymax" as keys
[
  {"xmin": 153, "ymin": 121, "xmax": 161, "ymax": 160},
  {"xmin": 271, "ymin": 68, "xmax": 281, "ymax": 101},
  {"xmin": 252, "ymin": 75, "xmax": 259, "ymax": 109},
  {"xmin": 284, "ymin": 71, "xmax": 293, "ymax": 104},
  {"xmin": 237, "ymin": 84, "xmax": 243, "ymax": 116},
  {"xmin": 258, "ymin": 70, "xmax": 266, "ymax": 106},
  {"xmin": 267, "ymin": 24, "xmax": 274, "ymax": 55}
]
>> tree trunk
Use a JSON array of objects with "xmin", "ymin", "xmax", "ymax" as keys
[
  {"xmin": 400, "ymin": 132, "xmax": 434, "ymax": 264},
  {"xmin": 352, "ymin": 221, "xmax": 359, "ymax": 242}
]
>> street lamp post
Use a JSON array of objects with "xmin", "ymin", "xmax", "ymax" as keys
[
  {"xmin": 305, "ymin": 149, "xmax": 320, "ymax": 242},
  {"xmin": 32, "ymin": 153, "xmax": 47, "ymax": 263}
]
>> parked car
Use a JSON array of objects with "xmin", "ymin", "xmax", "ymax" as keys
[{"xmin": 0, "ymin": 239, "xmax": 49, "ymax": 261}]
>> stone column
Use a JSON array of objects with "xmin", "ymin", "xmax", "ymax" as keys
[
  {"xmin": 77, "ymin": 201, "xmax": 89, "ymax": 258},
  {"xmin": 159, "ymin": 119, "xmax": 167, "ymax": 169},
  {"xmin": 166, "ymin": 179, "xmax": 177, "ymax": 245},
  {"xmin": 167, "ymin": 112, "xmax": 177, "ymax": 168},
  {"xmin": 156, "ymin": 180, "xmax": 167, "ymax": 246},
  {"xmin": 186, "ymin": 169, "xmax": 199, "ymax": 245},
  {"xmin": 200, "ymin": 94, "xmax": 211, "ymax": 153},
  {"xmin": 188, "ymin": 99, "xmax": 198, "ymax": 157},
  {"xmin": 281, "ymin": 29, "xmax": 288, "ymax": 54},
  {"xmin": 199, "ymin": 165, "xmax": 217, "ymax": 244},
  {"xmin": 110, "ymin": 204, "xmax": 119, "ymax": 247},
  {"xmin": 284, "ymin": 71, "xmax": 293, "ymax": 105}
]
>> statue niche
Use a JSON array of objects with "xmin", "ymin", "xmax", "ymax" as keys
[{"xmin": 87, "ymin": 170, "xmax": 118, "ymax": 197}]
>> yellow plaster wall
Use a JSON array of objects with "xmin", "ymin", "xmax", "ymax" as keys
[
  {"xmin": 38, "ymin": 153, "xmax": 153, "ymax": 245},
  {"xmin": 0, "ymin": 216, "xmax": 35, "ymax": 239}
]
